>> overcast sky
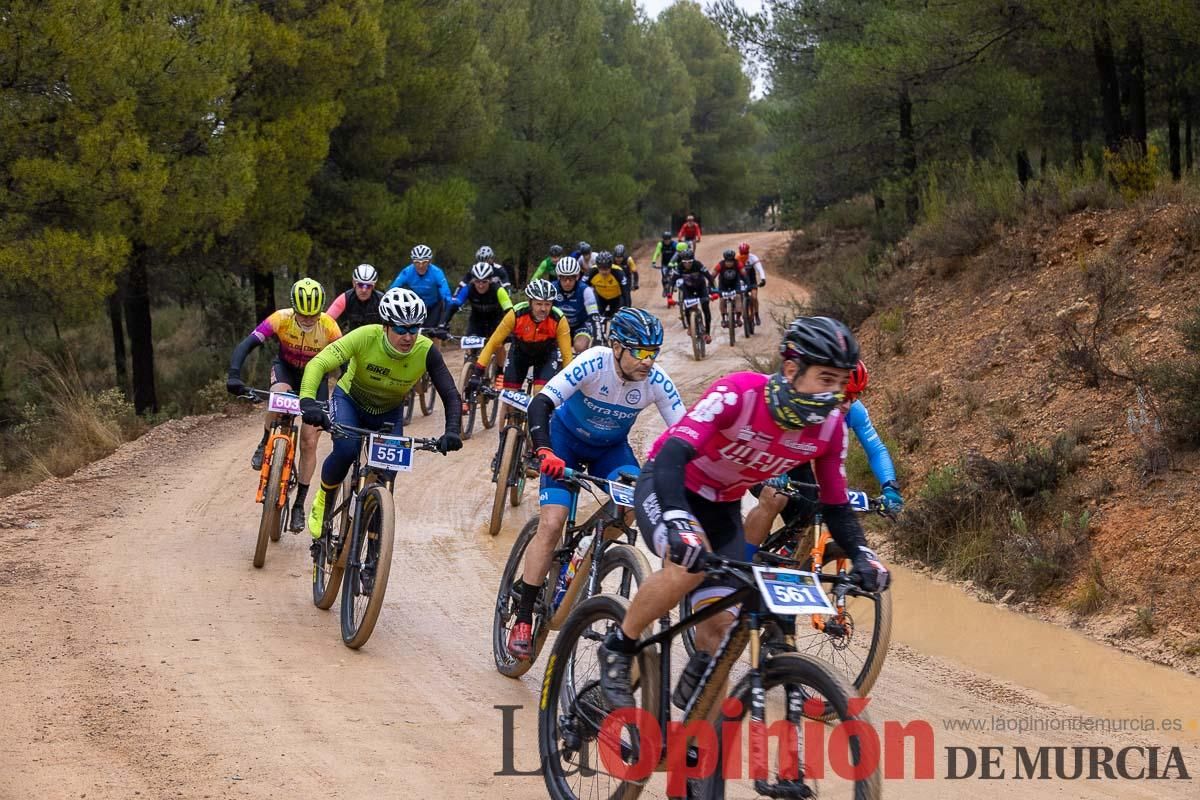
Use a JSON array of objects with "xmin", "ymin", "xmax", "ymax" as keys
[{"xmin": 638, "ymin": 0, "xmax": 764, "ymax": 17}]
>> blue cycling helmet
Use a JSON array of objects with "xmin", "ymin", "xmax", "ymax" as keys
[{"xmin": 609, "ymin": 307, "xmax": 664, "ymax": 348}]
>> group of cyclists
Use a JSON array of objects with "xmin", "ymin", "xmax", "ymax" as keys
[{"xmin": 224, "ymin": 232, "xmax": 907, "ymax": 744}]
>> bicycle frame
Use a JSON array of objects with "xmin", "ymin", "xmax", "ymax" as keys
[{"xmin": 545, "ymin": 472, "xmax": 638, "ymax": 629}]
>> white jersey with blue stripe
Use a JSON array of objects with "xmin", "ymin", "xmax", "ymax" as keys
[{"xmin": 540, "ymin": 346, "xmax": 685, "ymax": 446}]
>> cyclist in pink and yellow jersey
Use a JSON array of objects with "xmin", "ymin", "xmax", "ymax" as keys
[
  {"xmin": 226, "ymin": 278, "xmax": 342, "ymax": 531},
  {"xmin": 592, "ymin": 316, "xmax": 892, "ymax": 710}
]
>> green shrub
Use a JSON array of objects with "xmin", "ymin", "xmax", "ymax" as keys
[{"xmin": 893, "ymin": 432, "xmax": 1090, "ymax": 598}]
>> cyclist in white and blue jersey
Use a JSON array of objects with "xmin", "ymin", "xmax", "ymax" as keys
[{"xmin": 505, "ymin": 307, "xmax": 685, "ymax": 660}]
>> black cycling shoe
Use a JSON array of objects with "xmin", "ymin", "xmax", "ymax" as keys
[
  {"xmin": 288, "ymin": 502, "xmax": 305, "ymax": 533},
  {"xmin": 309, "ymin": 537, "xmax": 324, "ymax": 562},
  {"xmin": 598, "ymin": 633, "xmax": 636, "ymax": 709},
  {"xmin": 250, "ymin": 442, "xmax": 266, "ymax": 471}
]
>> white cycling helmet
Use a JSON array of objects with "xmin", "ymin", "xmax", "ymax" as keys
[
  {"xmin": 352, "ymin": 263, "xmax": 378, "ymax": 284},
  {"xmin": 525, "ymin": 279, "xmax": 557, "ymax": 301},
  {"xmin": 470, "ymin": 262, "xmax": 494, "ymax": 281},
  {"xmin": 411, "ymin": 244, "xmax": 433, "ymax": 262},
  {"xmin": 379, "ymin": 287, "xmax": 427, "ymax": 326},
  {"xmin": 475, "ymin": 245, "xmax": 494, "ymax": 261},
  {"xmin": 555, "ymin": 256, "xmax": 581, "ymax": 277}
]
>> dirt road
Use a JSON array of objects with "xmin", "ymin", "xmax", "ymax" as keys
[{"xmin": 3, "ymin": 231, "xmax": 1199, "ymax": 799}]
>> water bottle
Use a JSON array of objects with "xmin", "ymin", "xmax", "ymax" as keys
[{"xmin": 551, "ymin": 533, "xmax": 594, "ymax": 610}]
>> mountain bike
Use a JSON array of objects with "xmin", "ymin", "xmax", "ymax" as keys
[
  {"xmin": 718, "ymin": 288, "xmax": 742, "ymax": 348},
  {"xmin": 238, "ymin": 389, "xmax": 303, "ymax": 569},
  {"xmin": 454, "ymin": 334, "xmax": 501, "ymax": 440},
  {"xmin": 742, "ymin": 286, "xmax": 758, "ymax": 339},
  {"xmin": 493, "ymin": 468, "xmax": 648, "ymax": 678},
  {"xmin": 682, "ymin": 295, "xmax": 707, "ymax": 360},
  {"xmin": 483, "ymin": 377, "xmax": 536, "ymax": 536},
  {"xmin": 679, "ymin": 483, "xmax": 894, "ymax": 720},
  {"xmin": 538, "ymin": 550, "xmax": 881, "ymax": 800},
  {"xmin": 309, "ymin": 419, "xmax": 441, "ymax": 648}
]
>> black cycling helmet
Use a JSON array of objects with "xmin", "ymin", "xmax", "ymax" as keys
[
  {"xmin": 779, "ymin": 316, "xmax": 860, "ymax": 369},
  {"xmin": 613, "ymin": 244, "xmax": 627, "ymax": 260},
  {"xmin": 595, "ymin": 250, "xmax": 614, "ymax": 267},
  {"xmin": 578, "ymin": 241, "xmax": 592, "ymax": 255},
  {"xmin": 549, "ymin": 244, "xmax": 564, "ymax": 258},
  {"xmin": 722, "ymin": 249, "xmax": 736, "ymax": 261},
  {"xmin": 661, "ymin": 230, "xmax": 672, "ymax": 240}
]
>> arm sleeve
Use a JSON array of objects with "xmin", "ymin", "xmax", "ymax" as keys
[
  {"xmin": 627, "ymin": 257, "xmax": 638, "ymax": 275},
  {"xmin": 583, "ymin": 285, "xmax": 598, "ymax": 316},
  {"xmin": 443, "ymin": 285, "xmax": 469, "ymax": 325},
  {"xmin": 327, "ymin": 293, "xmax": 347, "ymax": 320},
  {"xmin": 555, "ymin": 316, "xmax": 573, "ymax": 365},
  {"xmin": 476, "ymin": 309, "xmax": 515, "ymax": 368},
  {"xmin": 847, "ymin": 401, "xmax": 897, "ymax": 487},
  {"xmin": 528, "ymin": 394, "xmax": 556, "ymax": 452},
  {"xmin": 813, "ymin": 419, "xmax": 851, "ymax": 506},
  {"xmin": 620, "ymin": 272, "xmax": 631, "ymax": 306},
  {"xmin": 437, "ymin": 268, "xmax": 452, "ymax": 304},
  {"xmin": 652, "ymin": 243, "xmax": 664, "ymax": 265},
  {"xmin": 426, "ymin": 345, "xmax": 462, "ymax": 435},
  {"xmin": 228, "ymin": 333, "xmax": 263, "ymax": 378},
  {"xmin": 820, "ymin": 503, "xmax": 868, "ymax": 558},
  {"xmin": 300, "ymin": 328, "xmax": 357, "ymax": 399},
  {"xmin": 651, "ymin": 368, "xmax": 686, "ymax": 426},
  {"xmin": 753, "ymin": 258, "xmax": 766, "ymax": 282},
  {"xmin": 652, "ymin": 437, "xmax": 698, "ymax": 515},
  {"xmin": 497, "ymin": 286, "xmax": 513, "ymax": 312}
]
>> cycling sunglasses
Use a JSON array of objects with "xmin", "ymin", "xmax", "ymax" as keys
[
  {"xmin": 391, "ymin": 324, "xmax": 422, "ymax": 335},
  {"xmin": 355, "ymin": 281, "xmax": 375, "ymax": 289},
  {"xmin": 624, "ymin": 345, "xmax": 660, "ymax": 361}
]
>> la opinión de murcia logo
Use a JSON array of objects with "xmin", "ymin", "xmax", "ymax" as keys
[{"xmin": 493, "ymin": 703, "xmax": 1192, "ymax": 788}]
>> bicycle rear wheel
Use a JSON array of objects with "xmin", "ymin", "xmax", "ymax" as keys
[
  {"xmin": 493, "ymin": 518, "xmax": 554, "ymax": 677},
  {"xmin": 686, "ymin": 653, "xmax": 881, "ymax": 800},
  {"xmin": 254, "ymin": 443, "xmax": 287, "ymax": 568},
  {"xmin": 489, "ymin": 430, "xmax": 519, "ymax": 535},
  {"xmin": 312, "ymin": 475, "xmax": 352, "ymax": 609},
  {"xmin": 340, "ymin": 484, "xmax": 395, "ymax": 648}
]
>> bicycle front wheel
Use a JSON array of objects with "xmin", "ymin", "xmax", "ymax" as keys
[
  {"xmin": 254, "ymin": 443, "xmax": 287, "ymax": 568},
  {"xmin": 460, "ymin": 361, "xmax": 477, "ymax": 440},
  {"xmin": 538, "ymin": 594, "xmax": 654, "ymax": 800},
  {"xmin": 403, "ymin": 391, "xmax": 415, "ymax": 425},
  {"xmin": 481, "ymin": 363, "xmax": 500, "ymax": 429},
  {"xmin": 508, "ymin": 431, "xmax": 528, "ymax": 507},
  {"xmin": 792, "ymin": 552, "xmax": 893, "ymax": 721},
  {"xmin": 339, "ymin": 484, "xmax": 395, "ymax": 648},
  {"xmin": 727, "ymin": 299, "xmax": 737, "ymax": 348},
  {"xmin": 489, "ymin": 431, "xmax": 519, "ymax": 535},
  {"xmin": 686, "ymin": 653, "xmax": 881, "ymax": 800}
]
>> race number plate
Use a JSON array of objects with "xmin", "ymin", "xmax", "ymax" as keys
[
  {"xmin": 608, "ymin": 481, "xmax": 635, "ymax": 508},
  {"xmin": 366, "ymin": 434, "xmax": 414, "ymax": 472},
  {"xmin": 500, "ymin": 390, "xmax": 530, "ymax": 411},
  {"xmin": 752, "ymin": 566, "xmax": 835, "ymax": 616},
  {"xmin": 848, "ymin": 490, "xmax": 871, "ymax": 512},
  {"xmin": 267, "ymin": 391, "xmax": 301, "ymax": 416},
  {"xmin": 683, "ymin": 297, "xmax": 700, "ymax": 309},
  {"xmin": 722, "ymin": 290, "xmax": 738, "ymax": 299},
  {"xmin": 460, "ymin": 335, "xmax": 486, "ymax": 350}
]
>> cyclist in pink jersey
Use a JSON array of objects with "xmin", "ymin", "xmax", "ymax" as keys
[{"xmin": 595, "ymin": 316, "xmax": 892, "ymax": 710}]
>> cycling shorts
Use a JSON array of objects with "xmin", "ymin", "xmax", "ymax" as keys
[
  {"xmin": 539, "ymin": 423, "xmax": 639, "ymax": 508},
  {"xmin": 271, "ymin": 358, "xmax": 330, "ymax": 402}
]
